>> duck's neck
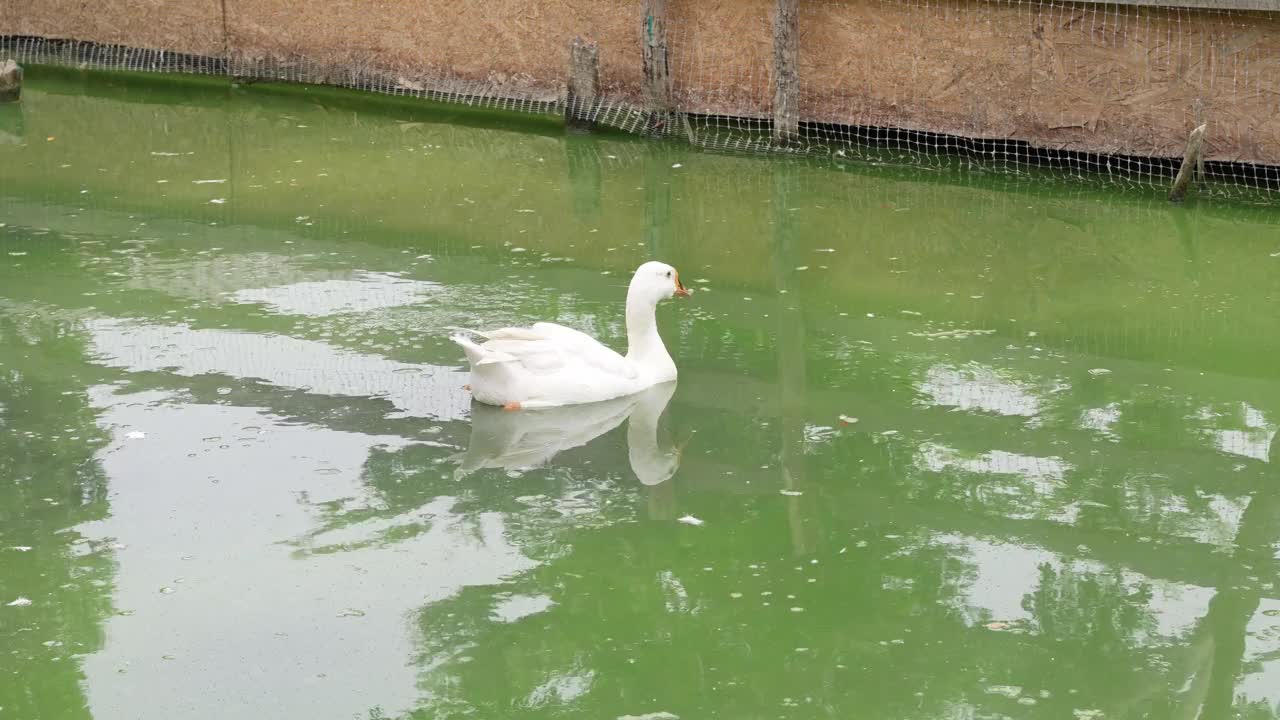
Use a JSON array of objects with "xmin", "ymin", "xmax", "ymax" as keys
[{"xmin": 625, "ymin": 290, "xmax": 676, "ymax": 380}]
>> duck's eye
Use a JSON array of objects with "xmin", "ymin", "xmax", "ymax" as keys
[{"xmin": 665, "ymin": 271, "xmax": 672, "ymax": 278}]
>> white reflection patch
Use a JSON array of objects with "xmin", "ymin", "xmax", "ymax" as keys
[
  {"xmin": 492, "ymin": 594, "xmax": 556, "ymax": 624},
  {"xmin": 917, "ymin": 363, "xmax": 1041, "ymax": 418},
  {"xmin": 87, "ymin": 318, "xmax": 469, "ymax": 420},
  {"xmin": 1080, "ymin": 403, "xmax": 1121, "ymax": 439},
  {"xmin": 231, "ymin": 272, "xmax": 440, "ymax": 317},
  {"xmin": 1202, "ymin": 402, "xmax": 1275, "ymax": 463},
  {"xmin": 917, "ymin": 442, "xmax": 1071, "ymax": 483}
]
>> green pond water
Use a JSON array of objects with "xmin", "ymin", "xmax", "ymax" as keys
[{"xmin": 2, "ymin": 67, "xmax": 1280, "ymax": 720}]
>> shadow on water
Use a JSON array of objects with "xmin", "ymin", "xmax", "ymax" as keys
[{"xmin": 1, "ymin": 68, "xmax": 1279, "ymax": 720}]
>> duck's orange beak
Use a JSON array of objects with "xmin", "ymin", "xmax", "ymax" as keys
[{"xmin": 674, "ymin": 270, "xmax": 691, "ymax": 298}]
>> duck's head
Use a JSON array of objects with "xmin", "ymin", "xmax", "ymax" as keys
[{"xmin": 630, "ymin": 260, "xmax": 691, "ymax": 304}]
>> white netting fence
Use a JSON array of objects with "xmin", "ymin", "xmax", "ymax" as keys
[
  {"xmin": 668, "ymin": 0, "xmax": 1280, "ymax": 201},
  {"xmin": 3, "ymin": 0, "xmax": 1279, "ymax": 203}
]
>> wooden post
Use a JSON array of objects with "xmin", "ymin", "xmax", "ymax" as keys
[
  {"xmin": 0, "ymin": 59, "xmax": 22, "ymax": 103},
  {"xmin": 1168, "ymin": 123, "xmax": 1206, "ymax": 203},
  {"xmin": 566, "ymin": 38, "xmax": 599, "ymax": 132},
  {"xmin": 772, "ymin": 0, "xmax": 800, "ymax": 144},
  {"xmin": 641, "ymin": 0, "xmax": 671, "ymax": 133}
]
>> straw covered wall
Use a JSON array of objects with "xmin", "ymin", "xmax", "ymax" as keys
[{"xmin": 2, "ymin": 0, "xmax": 1278, "ymax": 165}]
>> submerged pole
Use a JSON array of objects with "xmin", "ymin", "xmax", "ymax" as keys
[
  {"xmin": 1168, "ymin": 123, "xmax": 1207, "ymax": 203},
  {"xmin": 0, "ymin": 59, "xmax": 22, "ymax": 103},
  {"xmin": 566, "ymin": 38, "xmax": 599, "ymax": 132},
  {"xmin": 772, "ymin": 0, "xmax": 800, "ymax": 144},
  {"xmin": 641, "ymin": 0, "xmax": 671, "ymax": 134}
]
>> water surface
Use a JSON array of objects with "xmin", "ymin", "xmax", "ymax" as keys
[{"xmin": 2, "ymin": 68, "xmax": 1280, "ymax": 720}]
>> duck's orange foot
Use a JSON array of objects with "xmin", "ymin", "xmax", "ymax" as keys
[{"xmin": 503, "ymin": 401, "xmax": 522, "ymax": 412}]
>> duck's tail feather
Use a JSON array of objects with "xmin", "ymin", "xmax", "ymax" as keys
[{"xmin": 450, "ymin": 333, "xmax": 516, "ymax": 367}]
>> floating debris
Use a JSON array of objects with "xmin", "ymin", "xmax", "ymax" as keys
[
  {"xmin": 671, "ymin": 163, "xmax": 683, "ymax": 169},
  {"xmin": 6, "ymin": 597, "xmax": 32, "ymax": 607},
  {"xmin": 9, "ymin": 546, "xmax": 32, "ymax": 552},
  {"xmin": 838, "ymin": 414, "xmax": 858, "ymax": 425},
  {"xmin": 677, "ymin": 515, "xmax": 704, "ymax": 526},
  {"xmin": 159, "ymin": 587, "xmax": 175, "ymax": 595},
  {"xmin": 780, "ymin": 490, "xmax": 803, "ymax": 496},
  {"xmin": 337, "ymin": 608, "xmax": 366, "ymax": 618},
  {"xmin": 619, "ymin": 713, "xmax": 679, "ymax": 720},
  {"xmin": 126, "ymin": 431, "xmax": 146, "ymax": 440},
  {"xmin": 192, "ymin": 179, "xmax": 226, "ymax": 184},
  {"xmin": 209, "ymin": 198, "xmax": 226, "ymax": 204},
  {"xmin": 985, "ymin": 621, "xmax": 1010, "ymax": 631},
  {"xmin": 908, "ymin": 328, "xmax": 996, "ymax": 340},
  {"xmin": 986, "ymin": 685, "xmax": 1023, "ymax": 698},
  {"xmin": 1088, "ymin": 368, "xmax": 1112, "ymax": 376}
]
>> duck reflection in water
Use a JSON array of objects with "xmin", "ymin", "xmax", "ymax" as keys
[{"xmin": 451, "ymin": 381, "xmax": 683, "ymax": 486}]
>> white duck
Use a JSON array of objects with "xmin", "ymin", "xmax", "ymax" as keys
[{"xmin": 451, "ymin": 261, "xmax": 690, "ymax": 409}]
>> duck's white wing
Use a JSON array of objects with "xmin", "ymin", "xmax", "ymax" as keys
[
  {"xmin": 527, "ymin": 322, "xmax": 637, "ymax": 379},
  {"xmin": 474, "ymin": 334, "xmax": 565, "ymax": 375},
  {"xmin": 531, "ymin": 322, "xmax": 638, "ymax": 379},
  {"xmin": 476, "ymin": 323, "xmax": 637, "ymax": 379}
]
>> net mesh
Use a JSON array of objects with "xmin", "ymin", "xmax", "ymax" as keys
[{"xmin": 3, "ymin": 0, "xmax": 1279, "ymax": 204}]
